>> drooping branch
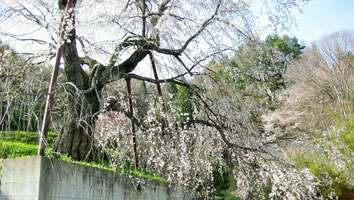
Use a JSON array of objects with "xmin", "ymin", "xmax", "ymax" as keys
[
  {"xmin": 17, "ymin": 4, "xmax": 43, "ymax": 26},
  {"xmin": 185, "ymin": 119, "xmax": 256, "ymax": 151},
  {"xmin": 103, "ymin": 98, "xmax": 145, "ymax": 130},
  {"xmin": 185, "ymin": 119, "xmax": 278, "ymax": 160},
  {"xmin": 0, "ymin": 32, "xmax": 50, "ymax": 46},
  {"xmin": 121, "ymin": 71, "xmax": 230, "ymax": 137},
  {"xmin": 0, "ymin": 4, "xmax": 57, "ymax": 49}
]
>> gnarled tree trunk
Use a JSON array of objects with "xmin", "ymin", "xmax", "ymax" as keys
[
  {"xmin": 53, "ymin": 0, "xmax": 100, "ymax": 160},
  {"xmin": 52, "ymin": 90, "xmax": 100, "ymax": 161},
  {"xmin": 52, "ymin": 0, "xmax": 154, "ymax": 161}
]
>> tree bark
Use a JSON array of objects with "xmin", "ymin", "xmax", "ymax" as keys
[{"xmin": 52, "ymin": 88, "xmax": 100, "ymax": 161}]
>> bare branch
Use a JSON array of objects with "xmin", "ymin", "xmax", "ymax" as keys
[{"xmin": 178, "ymin": 0, "xmax": 223, "ymax": 54}]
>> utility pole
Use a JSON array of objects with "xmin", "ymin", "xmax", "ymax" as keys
[{"xmin": 38, "ymin": 0, "xmax": 75, "ymax": 156}]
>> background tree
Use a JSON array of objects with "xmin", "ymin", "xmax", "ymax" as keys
[
  {"xmin": 285, "ymin": 30, "xmax": 353, "ymax": 133},
  {"xmin": 208, "ymin": 34, "xmax": 304, "ymax": 104},
  {"xmin": 265, "ymin": 34, "xmax": 304, "ymax": 59},
  {"xmin": 191, "ymin": 35, "xmax": 307, "ymax": 198},
  {"xmin": 0, "ymin": 42, "xmax": 57, "ymax": 132},
  {"xmin": 265, "ymin": 30, "xmax": 354, "ymax": 199}
]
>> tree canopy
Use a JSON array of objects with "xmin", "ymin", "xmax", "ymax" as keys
[{"xmin": 2, "ymin": 0, "xmax": 341, "ymax": 199}]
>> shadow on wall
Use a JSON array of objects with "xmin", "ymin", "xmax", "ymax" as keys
[{"xmin": 0, "ymin": 190, "xmax": 11, "ymax": 200}]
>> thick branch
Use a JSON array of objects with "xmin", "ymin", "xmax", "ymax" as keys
[
  {"xmin": 122, "ymin": 73, "xmax": 193, "ymax": 88},
  {"xmin": 98, "ymin": 49, "xmax": 149, "ymax": 86},
  {"xmin": 107, "ymin": 36, "xmax": 157, "ymax": 68}
]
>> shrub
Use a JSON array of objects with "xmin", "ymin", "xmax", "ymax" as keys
[
  {"xmin": 294, "ymin": 119, "xmax": 354, "ymax": 199},
  {"xmin": 0, "ymin": 140, "xmax": 38, "ymax": 158}
]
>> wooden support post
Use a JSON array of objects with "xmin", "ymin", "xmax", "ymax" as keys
[
  {"xmin": 142, "ymin": 0, "xmax": 146, "ymax": 37},
  {"xmin": 126, "ymin": 78, "xmax": 139, "ymax": 170},
  {"xmin": 38, "ymin": 0, "xmax": 75, "ymax": 156},
  {"xmin": 149, "ymin": 52, "xmax": 163, "ymax": 99},
  {"xmin": 148, "ymin": 51, "xmax": 176, "ymax": 148}
]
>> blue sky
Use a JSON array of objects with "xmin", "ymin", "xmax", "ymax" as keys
[{"xmin": 285, "ymin": 0, "xmax": 354, "ymax": 44}]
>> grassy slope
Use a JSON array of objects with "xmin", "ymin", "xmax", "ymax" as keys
[{"xmin": 0, "ymin": 131, "xmax": 57, "ymax": 158}]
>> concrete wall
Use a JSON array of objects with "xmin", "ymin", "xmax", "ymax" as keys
[{"xmin": 0, "ymin": 156, "xmax": 192, "ymax": 200}]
